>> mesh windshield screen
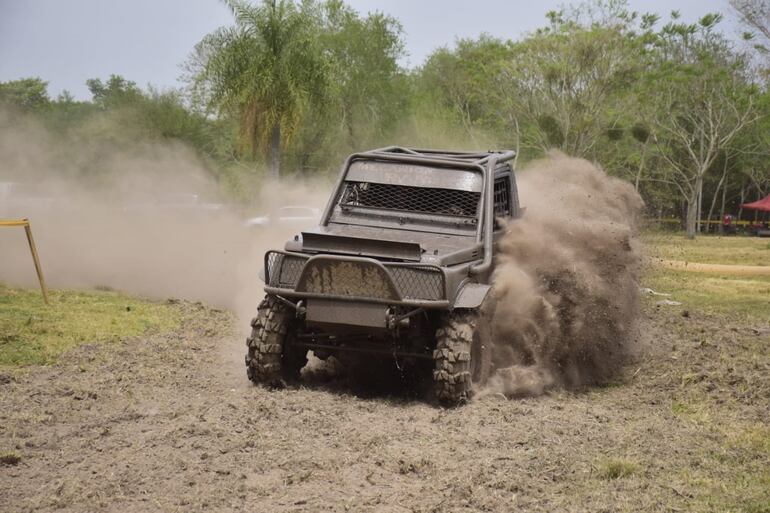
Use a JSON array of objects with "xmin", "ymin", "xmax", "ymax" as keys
[{"xmin": 339, "ymin": 182, "xmax": 480, "ymax": 217}]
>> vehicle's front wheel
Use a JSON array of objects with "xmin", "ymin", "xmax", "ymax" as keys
[
  {"xmin": 245, "ymin": 295, "xmax": 307, "ymax": 387},
  {"xmin": 433, "ymin": 311, "xmax": 491, "ymax": 405}
]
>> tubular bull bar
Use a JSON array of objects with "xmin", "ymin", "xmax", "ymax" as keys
[{"xmin": 263, "ymin": 250, "xmax": 449, "ymax": 308}]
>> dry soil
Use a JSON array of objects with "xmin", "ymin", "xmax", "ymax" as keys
[{"xmin": 0, "ymin": 301, "xmax": 768, "ymax": 513}]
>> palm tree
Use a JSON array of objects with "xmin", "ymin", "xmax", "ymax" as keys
[{"xmin": 191, "ymin": 0, "xmax": 327, "ymax": 178}]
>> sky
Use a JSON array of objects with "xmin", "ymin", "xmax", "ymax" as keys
[{"xmin": 0, "ymin": 0, "xmax": 736, "ymax": 100}]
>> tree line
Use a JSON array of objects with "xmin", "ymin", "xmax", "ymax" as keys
[{"xmin": 2, "ymin": 0, "xmax": 769, "ymax": 237}]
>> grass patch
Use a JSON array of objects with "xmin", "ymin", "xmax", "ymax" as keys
[
  {"xmin": 670, "ymin": 399, "xmax": 715, "ymax": 426},
  {"xmin": 644, "ymin": 268, "xmax": 770, "ymax": 322},
  {"xmin": 643, "ymin": 231, "xmax": 770, "ymax": 321},
  {"xmin": 730, "ymin": 425, "xmax": 770, "ymax": 455},
  {"xmin": 667, "ymin": 412, "xmax": 770, "ymax": 511},
  {"xmin": 0, "ymin": 285, "xmax": 181, "ymax": 367},
  {"xmin": 644, "ymin": 233, "xmax": 770, "ymax": 266},
  {"xmin": 0, "ymin": 452, "xmax": 21, "ymax": 466},
  {"xmin": 596, "ymin": 458, "xmax": 639, "ymax": 480},
  {"xmin": 744, "ymin": 500, "xmax": 770, "ymax": 513}
]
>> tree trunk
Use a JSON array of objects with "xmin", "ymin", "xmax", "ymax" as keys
[
  {"xmin": 696, "ymin": 176, "xmax": 703, "ymax": 234},
  {"xmin": 686, "ymin": 196, "xmax": 698, "ymax": 239},
  {"xmin": 719, "ymin": 174, "xmax": 728, "ymax": 234},
  {"xmin": 269, "ymin": 122, "xmax": 281, "ymax": 179},
  {"xmin": 707, "ymin": 158, "xmax": 728, "ymax": 234},
  {"xmin": 686, "ymin": 175, "xmax": 703, "ymax": 239},
  {"xmin": 738, "ymin": 184, "xmax": 745, "ymax": 220},
  {"xmin": 634, "ymin": 143, "xmax": 647, "ymax": 192}
]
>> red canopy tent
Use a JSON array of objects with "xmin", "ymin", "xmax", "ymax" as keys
[
  {"xmin": 742, "ymin": 195, "xmax": 770, "ymax": 237},
  {"xmin": 741, "ymin": 194, "xmax": 770, "ymax": 212}
]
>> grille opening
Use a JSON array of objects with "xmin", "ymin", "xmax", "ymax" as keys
[
  {"xmin": 386, "ymin": 265, "xmax": 444, "ymax": 300},
  {"xmin": 339, "ymin": 181, "xmax": 480, "ymax": 218},
  {"xmin": 494, "ymin": 176, "xmax": 511, "ymax": 217},
  {"xmin": 266, "ymin": 253, "xmax": 307, "ymax": 288},
  {"xmin": 493, "ymin": 176, "xmax": 512, "ymax": 230},
  {"xmin": 265, "ymin": 251, "xmax": 446, "ymax": 301}
]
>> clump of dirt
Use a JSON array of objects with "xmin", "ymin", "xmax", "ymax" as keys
[{"xmin": 484, "ymin": 152, "xmax": 644, "ymax": 397}]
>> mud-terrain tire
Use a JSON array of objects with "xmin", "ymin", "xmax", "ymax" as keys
[
  {"xmin": 245, "ymin": 295, "xmax": 307, "ymax": 387},
  {"xmin": 433, "ymin": 311, "xmax": 491, "ymax": 405}
]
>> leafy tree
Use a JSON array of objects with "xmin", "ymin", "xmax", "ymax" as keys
[
  {"xmin": 319, "ymin": 0, "xmax": 406, "ymax": 147},
  {"xmin": 500, "ymin": 22, "xmax": 639, "ymax": 157},
  {"xmin": 86, "ymin": 75, "xmax": 143, "ymax": 109},
  {"xmin": 730, "ymin": 90, "xmax": 770, "ymax": 210},
  {"xmin": 190, "ymin": 0, "xmax": 328, "ymax": 178},
  {"xmin": 0, "ymin": 78, "xmax": 50, "ymax": 110},
  {"xmin": 281, "ymin": 0, "xmax": 408, "ymax": 172},
  {"xmin": 415, "ymin": 5, "xmax": 645, "ymax": 160},
  {"xmin": 641, "ymin": 14, "xmax": 758, "ymax": 238},
  {"xmin": 419, "ymin": 36, "xmax": 513, "ymax": 147}
]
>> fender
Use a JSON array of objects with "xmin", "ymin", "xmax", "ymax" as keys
[{"xmin": 453, "ymin": 282, "xmax": 491, "ymax": 309}]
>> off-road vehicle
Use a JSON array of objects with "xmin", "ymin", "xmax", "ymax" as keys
[{"xmin": 246, "ymin": 147, "xmax": 519, "ymax": 403}]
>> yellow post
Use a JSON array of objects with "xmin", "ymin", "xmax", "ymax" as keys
[{"xmin": 0, "ymin": 218, "xmax": 49, "ymax": 304}]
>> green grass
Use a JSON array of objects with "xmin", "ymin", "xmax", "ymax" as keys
[
  {"xmin": 644, "ymin": 233, "xmax": 770, "ymax": 511},
  {"xmin": 731, "ymin": 425, "xmax": 770, "ymax": 456},
  {"xmin": 644, "ymin": 268, "xmax": 770, "ymax": 322},
  {"xmin": 697, "ymin": 423, "xmax": 770, "ymax": 512},
  {"xmin": 0, "ymin": 285, "xmax": 181, "ymax": 367},
  {"xmin": 644, "ymin": 233, "xmax": 770, "ymax": 321},
  {"xmin": 596, "ymin": 458, "xmax": 639, "ymax": 480},
  {"xmin": 644, "ymin": 232, "xmax": 770, "ymax": 266},
  {"xmin": 0, "ymin": 452, "xmax": 21, "ymax": 466}
]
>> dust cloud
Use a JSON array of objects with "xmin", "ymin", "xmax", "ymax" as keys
[
  {"xmin": 0, "ymin": 109, "xmax": 328, "ymax": 327},
  {"xmin": 483, "ymin": 151, "xmax": 643, "ymax": 397}
]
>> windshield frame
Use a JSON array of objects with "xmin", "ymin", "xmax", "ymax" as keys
[{"xmin": 323, "ymin": 157, "xmax": 487, "ymax": 238}]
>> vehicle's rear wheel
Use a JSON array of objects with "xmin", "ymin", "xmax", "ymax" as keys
[
  {"xmin": 433, "ymin": 311, "xmax": 491, "ymax": 405},
  {"xmin": 245, "ymin": 295, "xmax": 307, "ymax": 387}
]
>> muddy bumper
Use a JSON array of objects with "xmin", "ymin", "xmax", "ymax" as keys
[{"xmin": 262, "ymin": 251, "xmax": 450, "ymax": 311}]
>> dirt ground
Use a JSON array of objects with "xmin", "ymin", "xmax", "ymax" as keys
[{"xmin": 1, "ymin": 301, "xmax": 768, "ymax": 513}]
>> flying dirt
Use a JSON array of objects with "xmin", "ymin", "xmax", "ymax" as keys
[{"xmin": 485, "ymin": 151, "xmax": 644, "ymax": 397}]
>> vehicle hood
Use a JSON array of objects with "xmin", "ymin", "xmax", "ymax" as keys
[{"xmin": 288, "ymin": 225, "xmax": 481, "ymax": 266}]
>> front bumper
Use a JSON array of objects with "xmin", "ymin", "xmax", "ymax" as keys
[{"xmin": 263, "ymin": 250, "xmax": 450, "ymax": 309}]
